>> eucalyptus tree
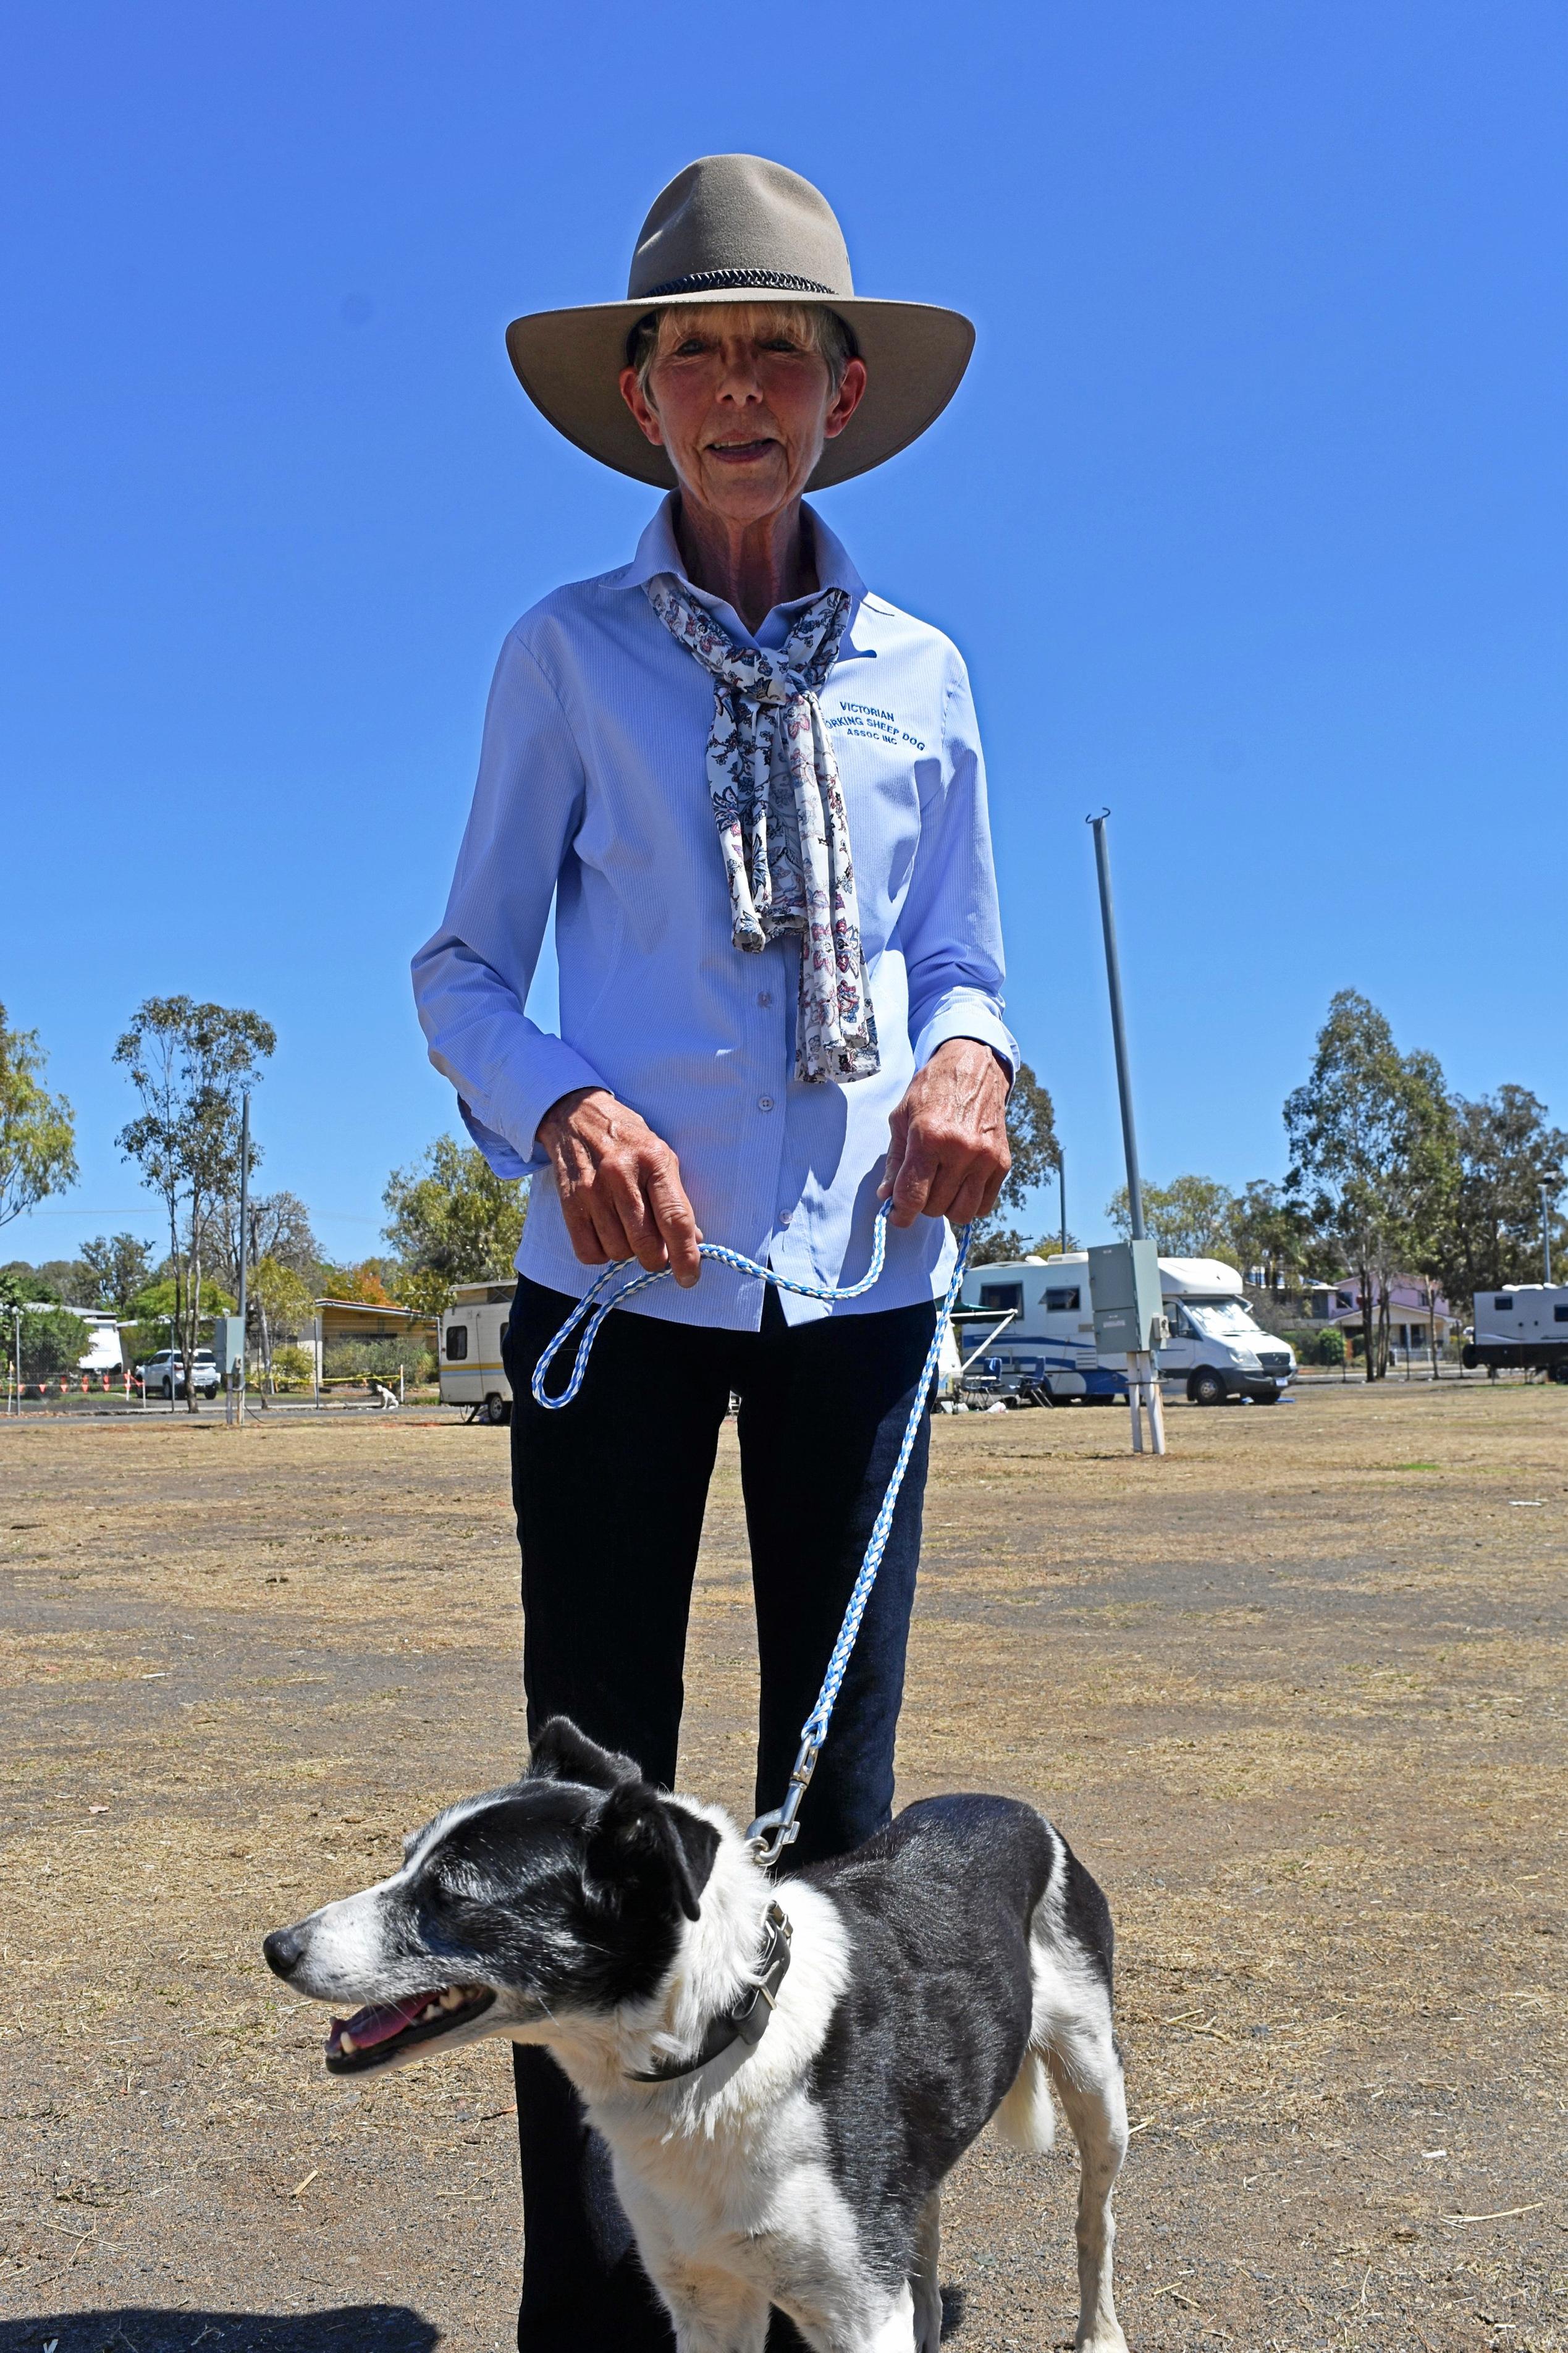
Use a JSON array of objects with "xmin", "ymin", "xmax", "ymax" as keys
[
  {"xmin": 1105, "ymin": 1173, "xmax": 1235, "ymax": 1261},
  {"xmin": 1284, "ymin": 992, "xmax": 1455, "ymax": 1380},
  {"xmin": 0, "ymin": 1005, "xmax": 78, "ymax": 1231},
  {"xmin": 381, "ymin": 1134, "xmax": 529, "ymax": 1314},
  {"xmin": 114, "ymin": 998, "xmax": 276, "ymax": 1409}
]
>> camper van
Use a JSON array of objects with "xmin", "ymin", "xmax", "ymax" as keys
[
  {"xmin": 438, "ymin": 1283, "xmax": 516, "ymax": 1422},
  {"xmin": 958, "ymin": 1253, "xmax": 1296, "ymax": 1405},
  {"xmin": 1464, "ymin": 1285, "xmax": 1568, "ymax": 1381}
]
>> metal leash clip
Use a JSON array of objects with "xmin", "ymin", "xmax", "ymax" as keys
[{"xmin": 745, "ymin": 1733, "xmax": 823, "ymax": 1870}]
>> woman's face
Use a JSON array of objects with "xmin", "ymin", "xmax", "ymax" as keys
[{"xmin": 620, "ymin": 305, "xmax": 866, "ymax": 528}]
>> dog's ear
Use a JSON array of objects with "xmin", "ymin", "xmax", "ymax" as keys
[
  {"xmin": 528, "ymin": 1718, "xmax": 642, "ymax": 1791},
  {"xmin": 585, "ymin": 1783, "xmax": 720, "ymax": 1924}
]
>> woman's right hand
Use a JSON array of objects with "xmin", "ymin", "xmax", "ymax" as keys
[{"xmin": 537, "ymin": 1088, "xmax": 704, "ymax": 1286}]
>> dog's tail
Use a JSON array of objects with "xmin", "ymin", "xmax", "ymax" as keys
[{"xmin": 992, "ymin": 2049, "xmax": 1056, "ymax": 2152}]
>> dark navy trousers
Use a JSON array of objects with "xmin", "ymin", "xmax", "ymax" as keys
[{"xmin": 500, "ymin": 1275, "xmax": 937, "ymax": 2353}]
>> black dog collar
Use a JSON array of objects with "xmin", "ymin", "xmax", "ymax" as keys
[{"xmin": 629, "ymin": 1900, "xmax": 793, "ymax": 2085}]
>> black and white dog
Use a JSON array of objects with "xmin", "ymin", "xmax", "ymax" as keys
[{"xmin": 263, "ymin": 1720, "xmax": 1129, "ymax": 2353}]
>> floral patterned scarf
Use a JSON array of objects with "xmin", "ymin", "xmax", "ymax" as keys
[{"xmin": 644, "ymin": 574, "xmax": 879, "ymax": 1085}]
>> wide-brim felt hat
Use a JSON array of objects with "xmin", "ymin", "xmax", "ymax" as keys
[{"xmin": 506, "ymin": 154, "xmax": 975, "ymax": 491}]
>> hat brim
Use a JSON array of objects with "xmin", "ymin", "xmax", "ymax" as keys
[{"xmin": 504, "ymin": 292, "xmax": 975, "ymax": 490}]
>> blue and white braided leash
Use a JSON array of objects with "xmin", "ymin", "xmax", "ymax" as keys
[{"xmin": 530, "ymin": 1199, "xmax": 973, "ymax": 1868}]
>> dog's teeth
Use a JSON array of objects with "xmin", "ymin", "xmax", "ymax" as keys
[
  {"xmin": 339, "ymin": 2031, "xmax": 356, "ymax": 2054},
  {"xmin": 421, "ymin": 2003, "xmax": 441, "ymax": 2022},
  {"xmin": 440, "ymin": 1988, "xmax": 465, "ymax": 2011}
]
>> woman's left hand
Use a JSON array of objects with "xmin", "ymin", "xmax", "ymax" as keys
[{"xmin": 880, "ymin": 1039, "xmax": 1011, "ymax": 1229}]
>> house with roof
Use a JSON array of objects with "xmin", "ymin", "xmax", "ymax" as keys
[{"xmin": 1302, "ymin": 1275, "xmax": 1460, "ymax": 1357}]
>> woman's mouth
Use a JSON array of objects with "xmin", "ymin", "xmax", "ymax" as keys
[{"xmin": 706, "ymin": 438, "xmax": 777, "ymax": 465}]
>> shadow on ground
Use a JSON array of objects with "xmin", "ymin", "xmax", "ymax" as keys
[{"xmin": 0, "ymin": 2309, "xmax": 438, "ymax": 2353}]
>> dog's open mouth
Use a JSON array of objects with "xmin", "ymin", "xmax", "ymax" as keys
[{"xmin": 325, "ymin": 1985, "xmax": 494, "ymax": 2074}]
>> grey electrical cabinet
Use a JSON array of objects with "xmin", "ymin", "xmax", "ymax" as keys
[
  {"xmin": 211, "ymin": 1315, "xmax": 246, "ymax": 1376},
  {"xmin": 1086, "ymin": 1239, "xmax": 1166, "ymax": 1356}
]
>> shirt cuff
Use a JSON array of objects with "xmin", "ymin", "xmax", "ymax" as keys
[
  {"xmin": 450, "ymin": 1036, "xmax": 609, "ymax": 1177},
  {"xmin": 912, "ymin": 992, "xmax": 1019, "ymax": 1086}
]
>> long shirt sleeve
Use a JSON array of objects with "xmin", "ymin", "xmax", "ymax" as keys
[{"xmin": 411, "ymin": 636, "xmax": 604, "ymax": 1178}]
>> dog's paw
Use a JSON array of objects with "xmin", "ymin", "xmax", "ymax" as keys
[{"xmin": 1075, "ymin": 2330, "xmax": 1129, "ymax": 2353}]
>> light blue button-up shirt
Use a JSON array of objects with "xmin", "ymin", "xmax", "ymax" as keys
[{"xmin": 411, "ymin": 496, "xmax": 1016, "ymax": 1329}]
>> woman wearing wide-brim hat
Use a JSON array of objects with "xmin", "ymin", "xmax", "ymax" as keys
[{"xmin": 413, "ymin": 153, "xmax": 1016, "ymax": 2351}]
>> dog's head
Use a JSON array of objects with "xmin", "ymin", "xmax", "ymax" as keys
[{"xmin": 261, "ymin": 1718, "xmax": 721, "ymax": 2077}]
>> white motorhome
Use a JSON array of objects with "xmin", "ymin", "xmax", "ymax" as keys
[
  {"xmin": 958, "ymin": 1253, "xmax": 1296, "ymax": 1405},
  {"xmin": 438, "ymin": 1283, "xmax": 516, "ymax": 1422},
  {"xmin": 1464, "ymin": 1285, "xmax": 1568, "ymax": 1382}
]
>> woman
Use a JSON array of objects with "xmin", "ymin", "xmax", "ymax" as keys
[{"xmin": 413, "ymin": 153, "xmax": 1016, "ymax": 2352}]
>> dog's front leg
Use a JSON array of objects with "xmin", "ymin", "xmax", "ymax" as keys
[
  {"xmin": 909, "ymin": 2192, "xmax": 942, "ymax": 2353},
  {"xmin": 653, "ymin": 2270, "xmax": 769, "ymax": 2353}
]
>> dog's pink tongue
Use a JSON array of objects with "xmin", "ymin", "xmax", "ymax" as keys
[{"xmin": 327, "ymin": 1993, "xmax": 432, "ymax": 2056}]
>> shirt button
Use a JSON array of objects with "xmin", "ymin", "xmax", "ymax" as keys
[
  {"xmin": 757, "ymin": 991, "xmax": 773, "ymax": 1008},
  {"xmin": 757, "ymin": 1096, "xmax": 775, "ymax": 1112},
  {"xmin": 778, "ymin": 1209, "xmax": 793, "ymax": 1227}
]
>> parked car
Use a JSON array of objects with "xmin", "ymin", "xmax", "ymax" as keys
[{"xmin": 135, "ymin": 1347, "xmax": 221, "ymax": 1401}]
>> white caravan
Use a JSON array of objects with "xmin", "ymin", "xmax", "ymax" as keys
[
  {"xmin": 1464, "ymin": 1285, "xmax": 1568, "ymax": 1382},
  {"xmin": 958, "ymin": 1253, "xmax": 1296, "ymax": 1405},
  {"xmin": 438, "ymin": 1283, "xmax": 516, "ymax": 1423}
]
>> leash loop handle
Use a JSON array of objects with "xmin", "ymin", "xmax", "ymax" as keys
[
  {"xmin": 530, "ymin": 1199, "xmax": 895, "ymax": 1410},
  {"xmin": 529, "ymin": 1197, "xmax": 972, "ymax": 1871}
]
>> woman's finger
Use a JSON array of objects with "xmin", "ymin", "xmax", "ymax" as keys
[
  {"xmin": 645, "ymin": 1155, "xmax": 702, "ymax": 1287},
  {"xmin": 945, "ymin": 1164, "xmax": 995, "ymax": 1227},
  {"xmin": 593, "ymin": 1160, "xmax": 666, "ymax": 1270}
]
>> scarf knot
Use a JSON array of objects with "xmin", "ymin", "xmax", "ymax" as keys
[{"xmin": 646, "ymin": 575, "xmax": 879, "ymax": 1085}]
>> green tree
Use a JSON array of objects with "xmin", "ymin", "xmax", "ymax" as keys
[
  {"xmin": 250, "ymin": 1254, "xmax": 316, "ymax": 1392},
  {"xmin": 78, "ymin": 1233, "xmax": 156, "ymax": 1316},
  {"xmin": 967, "ymin": 1063, "xmax": 1060, "ymax": 1266},
  {"xmin": 1284, "ymin": 991, "xmax": 1455, "ymax": 1380},
  {"xmin": 1226, "ymin": 1180, "xmax": 1318, "ymax": 1295},
  {"xmin": 114, "ymin": 998, "xmax": 276, "ymax": 1411},
  {"xmin": 0, "ymin": 1272, "xmax": 91, "ymax": 1388},
  {"xmin": 0, "ymin": 1005, "xmax": 78, "ymax": 1230},
  {"xmin": 204, "ymin": 1187, "xmax": 319, "ymax": 1302},
  {"xmin": 1105, "ymin": 1173, "xmax": 1236, "ymax": 1259},
  {"xmin": 382, "ymin": 1136, "xmax": 528, "ymax": 1311},
  {"xmin": 1423, "ymin": 1086, "xmax": 1567, "ymax": 1306}
]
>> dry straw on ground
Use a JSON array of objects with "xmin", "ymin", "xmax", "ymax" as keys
[{"xmin": 1, "ymin": 1380, "xmax": 1563, "ymax": 2350}]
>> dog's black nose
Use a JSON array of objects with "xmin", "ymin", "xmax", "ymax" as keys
[{"xmin": 263, "ymin": 1925, "xmax": 305, "ymax": 1980}]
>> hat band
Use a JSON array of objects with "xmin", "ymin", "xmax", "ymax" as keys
[{"xmin": 638, "ymin": 267, "xmax": 839, "ymax": 300}]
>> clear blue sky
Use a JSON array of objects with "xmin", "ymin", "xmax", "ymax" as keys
[{"xmin": 5, "ymin": 1, "xmax": 1564, "ymax": 1265}]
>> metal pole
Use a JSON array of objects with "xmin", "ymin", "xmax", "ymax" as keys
[
  {"xmin": 237, "ymin": 1092, "xmax": 250, "ymax": 1427},
  {"xmin": 1089, "ymin": 811, "xmax": 1165, "ymax": 1456},
  {"xmin": 1058, "ymin": 1151, "xmax": 1068, "ymax": 1258},
  {"xmin": 1543, "ymin": 1184, "xmax": 1553, "ymax": 1285},
  {"xmin": 1088, "ymin": 813, "xmax": 1145, "ymax": 1240}
]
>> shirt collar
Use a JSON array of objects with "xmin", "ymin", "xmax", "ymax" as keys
[{"xmin": 618, "ymin": 492, "xmax": 868, "ymax": 651}]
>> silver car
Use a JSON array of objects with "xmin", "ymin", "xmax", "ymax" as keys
[{"xmin": 137, "ymin": 1347, "xmax": 221, "ymax": 1401}]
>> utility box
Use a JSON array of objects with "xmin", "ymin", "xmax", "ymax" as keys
[
  {"xmin": 211, "ymin": 1316, "xmax": 247, "ymax": 1377},
  {"xmin": 1087, "ymin": 1240, "xmax": 1166, "ymax": 1357}
]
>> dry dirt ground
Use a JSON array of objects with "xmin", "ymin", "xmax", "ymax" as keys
[{"xmin": 1, "ymin": 1381, "xmax": 1563, "ymax": 2353}]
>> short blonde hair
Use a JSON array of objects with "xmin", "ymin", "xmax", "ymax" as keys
[{"xmin": 627, "ymin": 302, "xmax": 855, "ymax": 401}]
